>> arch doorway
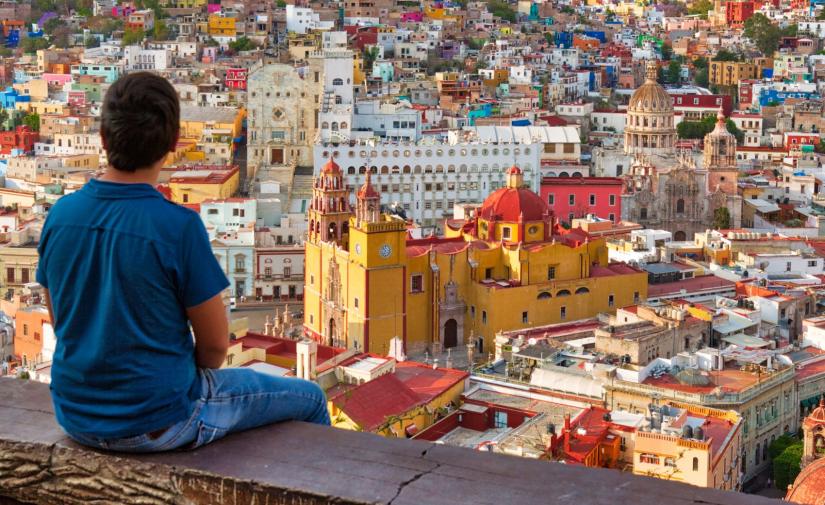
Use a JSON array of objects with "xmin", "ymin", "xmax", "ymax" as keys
[
  {"xmin": 444, "ymin": 319, "xmax": 458, "ymax": 348},
  {"xmin": 327, "ymin": 318, "xmax": 336, "ymax": 345},
  {"xmin": 674, "ymin": 230, "xmax": 687, "ymax": 241}
]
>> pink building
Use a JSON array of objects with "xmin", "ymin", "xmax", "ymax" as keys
[
  {"xmin": 225, "ymin": 67, "xmax": 247, "ymax": 90},
  {"xmin": 540, "ymin": 177, "xmax": 623, "ymax": 224}
]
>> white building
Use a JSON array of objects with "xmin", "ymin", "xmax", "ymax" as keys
[
  {"xmin": 285, "ymin": 5, "xmax": 334, "ymax": 34},
  {"xmin": 123, "ymin": 45, "xmax": 170, "ymax": 71}
]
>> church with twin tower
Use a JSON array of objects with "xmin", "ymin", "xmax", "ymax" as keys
[{"xmin": 620, "ymin": 61, "xmax": 742, "ymax": 240}]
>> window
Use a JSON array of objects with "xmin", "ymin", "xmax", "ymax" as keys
[
  {"xmin": 608, "ymin": 294, "xmax": 614, "ymax": 307},
  {"xmin": 640, "ymin": 207, "xmax": 648, "ymax": 220},
  {"xmin": 264, "ymin": 267, "xmax": 272, "ymax": 276},
  {"xmin": 482, "ymin": 310, "xmax": 487, "ymax": 324},
  {"xmin": 664, "ymin": 457, "xmax": 677, "ymax": 468},
  {"xmin": 547, "ymin": 266, "xmax": 556, "ymax": 280},
  {"xmin": 494, "ymin": 411, "xmax": 507, "ymax": 428},
  {"xmin": 809, "ymin": 260, "xmax": 818, "ymax": 267},
  {"xmin": 609, "ymin": 194, "xmax": 616, "ymax": 206},
  {"xmin": 568, "ymin": 194, "xmax": 575, "ymax": 206},
  {"xmin": 485, "ymin": 268, "xmax": 493, "ymax": 279},
  {"xmin": 786, "ymin": 262, "xmax": 792, "ymax": 272},
  {"xmin": 609, "ymin": 213, "xmax": 615, "ymax": 222},
  {"xmin": 522, "ymin": 311, "xmax": 528, "ymax": 324},
  {"xmin": 411, "ymin": 274, "xmax": 423, "ymax": 293},
  {"xmin": 693, "ymin": 457, "xmax": 699, "ymax": 472},
  {"xmin": 640, "ymin": 453, "xmax": 659, "ymax": 465},
  {"xmin": 34, "ymin": 332, "xmax": 40, "ymax": 342},
  {"xmin": 6, "ymin": 268, "xmax": 13, "ymax": 283},
  {"xmin": 354, "ymin": 297, "xmax": 359, "ymax": 309},
  {"xmin": 502, "ymin": 227, "xmax": 511, "ymax": 240},
  {"xmin": 283, "ymin": 267, "xmax": 291, "ymax": 278},
  {"xmin": 235, "ymin": 256, "xmax": 245, "ymax": 272},
  {"xmin": 589, "ymin": 194, "xmax": 595, "ymax": 206},
  {"xmin": 208, "ymin": 208, "xmax": 218, "ymax": 215},
  {"xmin": 676, "ymin": 199, "xmax": 685, "ymax": 214},
  {"xmin": 560, "ymin": 306, "xmax": 566, "ymax": 320},
  {"xmin": 548, "ymin": 194, "xmax": 554, "ymax": 205},
  {"xmin": 634, "ymin": 291, "xmax": 640, "ymax": 304},
  {"xmin": 23, "ymin": 324, "xmax": 28, "ymax": 336}
]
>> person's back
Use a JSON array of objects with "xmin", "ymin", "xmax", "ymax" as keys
[{"xmin": 38, "ymin": 72, "xmax": 329, "ymax": 452}]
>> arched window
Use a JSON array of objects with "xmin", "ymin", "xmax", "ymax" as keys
[
  {"xmin": 692, "ymin": 457, "xmax": 699, "ymax": 472},
  {"xmin": 321, "ymin": 122, "xmax": 329, "ymax": 129},
  {"xmin": 676, "ymin": 199, "xmax": 685, "ymax": 214},
  {"xmin": 575, "ymin": 287, "xmax": 590, "ymax": 295},
  {"xmin": 640, "ymin": 207, "xmax": 648, "ymax": 220},
  {"xmin": 537, "ymin": 292, "xmax": 552, "ymax": 300},
  {"xmin": 340, "ymin": 122, "xmax": 348, "ymax": 130},
  {"xmin": 556, "ymin": 289, "xmax": 571, "ymax": 297},
  {"xmin": 331, "ymin": 122, "xmax": 339, "ymax": 131},
  {"xmin": 332, "ymin": 78, "xmax": 343, "ymax": 85}
]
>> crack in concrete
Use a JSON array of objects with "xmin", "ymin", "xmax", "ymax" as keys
[{"xmin": 385, "ymin": 446, "xmax": 440, "ymax": 505}]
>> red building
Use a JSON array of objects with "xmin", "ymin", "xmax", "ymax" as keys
[
  {"xmin": 738, "ymin": 79, "xmax": 758, "ymax": 106},
  {"xmin": 540, "ymin": 177, "xmax": 623, "ymax": 224},
  {"xmin": 670, "ymin": 93, "xmax": 732, "ymax": 120},
  {"xmin": 785, "ymin": 132, "xmax": 819, "ymax": 152},
  {"xmin": 0, "ymin": 126, "xmax": 38, "ymax": 154},
  {"xmin": 725, "ymin": 0, "xmax": 755, "ymax": 26},
  {"xmin": 225, "ymin": 67, "xmax": 247, "ymax": 91}
]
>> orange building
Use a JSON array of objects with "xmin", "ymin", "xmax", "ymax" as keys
[
  {"xmin": 549, "ymin": 406, "xmax": 624, "ymax": 468},
  {"xmin": 13, "ymin": 304, "xmax": 51, "ymax": 367}
]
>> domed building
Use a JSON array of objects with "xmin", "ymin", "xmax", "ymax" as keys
[
  {"xmin": 619, "ymin": 61, "xmax": 742, "ymax": 240},
  {"xmin": 786, "ymin": 398, "xmax": 825, "ymax": 504},
  {"xmin": 624, "ymin": 61, "xmax": 677, "ymax": 156},
  {"xmin": 304, "ymin": 165, "xmax": 648, "ymax": 355}
]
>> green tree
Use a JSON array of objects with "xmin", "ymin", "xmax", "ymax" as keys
[
  {"xmin": 688, "ymin": 0, "xmax": 713, "ymax": 19},
  {"xmin": 666, "ymin": 60, "xmax": 681, "ymax": 84},
  {"xmin": 713, "ymin": 207, "xmax": 731, "ymax": 229},
  {"xmin": 0, "ymin": 108, "xmax": 8, "ymax": 130},
  {"xmin": 21, "ymin": 37, "xmax": 50, "ymax": 54},
  {"xmin": 677, "ymin": 115, "xmax": 744, "ymax": 143},
  {"xmin": 22, "ymin": 113, "xmax": 40, "ymax": 132},
  {"xmin": 773, "ymin": 442, "xmax": 803, "ymax": 492},
  {"xmin": 769, "ymin": 435, "xmax": 799, "ymax": 461},
  {"xmin": 122, "ymin": 26, "xmax": 144, "ymax": 45},
  {"xmin": 363, "ymin": 46, "xmax": 380, "ymax": 71},
  {"xmin": 693, "ymin": 56, "xmax": 708, "ymax": 69},
  {"xmin": 695, "ymin": 67, "xmax": 709, "ymax": 87},
  {"xmin": 744, "ymin": 13, "xmax": 780, "ymax": 56},
  {"xmin": 43, "ymin": 17, "xmax": 67, "ymax": 35},
  {"xmin": 661, "ymin": 42, "xmax": 673, "ymax": 61},
  {"xmin": 153, "ymin": 19, "xmax": 169, "ymax": 40},
  {"xmin": 228, "ymin": 36, "xmax": 256, "ymax": 52},
  {"xmin": 714, "ymin": 49, "xmax": 740, "ymax": 62},
  {"xmin": 487, "ymin": 0, "xmax": 516, "ymax": 22}
]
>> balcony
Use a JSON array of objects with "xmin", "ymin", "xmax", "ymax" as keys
[{"xmin": 0, "ymin": 379, "xmax": 782, "ymax": 505}]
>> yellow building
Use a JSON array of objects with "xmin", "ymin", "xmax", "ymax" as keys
[
  {"xmin": 304, "ymin": 160, "xmax": 648, "ymax": 356},
  {"xmin": 708, "ymin": 60, "xmax": 757, "ymax": 87},
  {"xmin": 328, "ymin": 360, "xmax": 468, "ymax": 437},
  {"xmin": 208, "ymin": 14, "xmax": 236, "ymax": 37},
  {"xmin": 167, "ymin": 166, "xmax": 239, "ymax": 204},
  {"xmin": 632, "ymin": 403, "xmax": 742, "ymax": 490},
  {"xmin": 0, "ymin": 243, "xmax": 39, "ymax": 293}
]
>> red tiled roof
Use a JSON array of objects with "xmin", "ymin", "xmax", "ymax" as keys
[
  {"xmin": 331, "ymin": 373, "xmax": 424, "ymax": 431},
  {"xmin": 479, "ymin": 186, "xmax": 550, "ymax": 223},
  {"xmin": 647, "ymin": 275, "xmax": 735, "ymax": 297},
  {"xmin": 393, "ymin": 361, "xmax": 468, "ymax": 403},
  {"xmin": 786, "ymin": 457, "xmax": 825, "ymax": 504}
]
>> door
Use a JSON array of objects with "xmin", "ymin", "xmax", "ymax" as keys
[
  {"xmin": 444, "ymin": 319, "xmax": 458, "ymax": 349},
  {"xmin": 274, "ymin": 286, "xmax": 281, "ymax": 299},
  {"xmin": 289, "ymin": 285, "xmax": 296, "ymax": 298},
  {"xmin": 271, "ymin": 148, "xmax": 284, "ymax": 164}
]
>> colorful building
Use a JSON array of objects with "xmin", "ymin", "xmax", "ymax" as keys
[
  {"xmin": 540, "ymin": 177, "xmax": 623, "ymax": 224},
  {"xmin": 0, "ymin": 126, "xmax": 38, "ymax": 154},
  {"xmin": 304, "ymin": 159, "xmax": 648, "ymax": 356},
  {"xmin": 208, "ymin": 14, "xmax": 236, "ymax": 37},
  {"xmin": 709, "ymin": 61, "xmax": 757, "ymax": 87},
  {"xmin": 167, "ymin": 165, "xmax": 240, "ymax": 204}
]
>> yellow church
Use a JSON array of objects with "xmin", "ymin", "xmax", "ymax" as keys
[{"xmin": 303, "ymin": 160, "xmax": 648, "ymax": 356}]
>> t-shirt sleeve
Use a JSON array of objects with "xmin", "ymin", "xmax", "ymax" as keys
[
  {"xmin": 35, "ymin": 218, "xmax": 50, "ymax": 288},
  {"xmin": 178, "ymin": 214, "xmax": 230, "ymax": 308}
]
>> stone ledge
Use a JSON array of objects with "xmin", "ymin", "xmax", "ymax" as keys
[{"xmin": 0, "ymin": 378, "xmax": 782, "ymax": 505}]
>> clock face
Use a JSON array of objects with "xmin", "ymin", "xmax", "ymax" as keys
[
  {"xmin": 355, "ymin": 243, "xmax": 362, "ymax": 255},
  {"xmin": 379, "ymin": 244, "xmax": 392, "ymax": 258}
]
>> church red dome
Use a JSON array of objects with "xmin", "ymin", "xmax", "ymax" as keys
[
  {"xmin": 787, "ymin": 458, "xmax": 825, "ymax": 504},
  {"xmin": 808, "ymin": 397, "xmax": 825, "ymax": 424},
  {"xmin": 478, "ymin": 186, "xmax": 550, "ymax": 222},
  {"xmin": 321, "ymin": 157, "xmax": 340, "ymax": 174}
]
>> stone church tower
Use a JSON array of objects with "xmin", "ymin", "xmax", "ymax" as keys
[
  {"xmin": 308, "ymin": 157, "xmax": 351, "ymax": 248},
  {"xmin": 703, "ymin": 108, "xmax": 743, "ymax": 229},
  {"xmin": 802, "ymin": 397, "xmax": 825, "ymax": 468}
]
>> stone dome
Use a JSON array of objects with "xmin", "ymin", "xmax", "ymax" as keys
[
  {"xmin": 786, "ymin": 458, "xmax": 825, "ymax": 505},
  {"xmin": 624, "ymin": 60, "xmax": 677, "ymax": 157},
  {"xmin": 627, "ymin": 62, "xmax": 674, "ymax": 115},
  {"xmin": 321, "ymin": 157, "xmax": 340, "ymax": 174},
  {"xmin": 809, "ymin": 397, "xmax": 825, "ymax": 424}
]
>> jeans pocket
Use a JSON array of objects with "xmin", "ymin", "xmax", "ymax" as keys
[
  {"xmin": 188, "ymin": 421, "xmax": 226, "ymax": 449},
  {"xmin": 103, "ymin": 433, "xmax": 151, "ymax": 451}
]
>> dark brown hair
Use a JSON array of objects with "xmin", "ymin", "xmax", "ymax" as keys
[{"xmin": 101, "ymin": 72, "xmax": 180, "ymax": 172}]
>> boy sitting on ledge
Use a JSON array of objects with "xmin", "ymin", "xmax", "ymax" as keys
[{"xmin": 36, "ymin": 72, "xmax": 329, "ymax": 452}]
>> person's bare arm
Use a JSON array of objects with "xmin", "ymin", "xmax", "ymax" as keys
[
  {"xmin": 43, "ymin": 289, "xmax": 55, "ymax": 325},
  {"xmin": 187, "ymin": 294, "xmax": 229, "ymax": 369}
]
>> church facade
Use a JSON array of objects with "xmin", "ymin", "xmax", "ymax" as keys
[
  {"xmin": 620, "ymin": 61, "xmax": 742, "ymax": 241},
  {"xmin": 304, "ymin": 159, "xmax": 648, "ymax": 355}
]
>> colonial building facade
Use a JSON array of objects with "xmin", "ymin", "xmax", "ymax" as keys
[
  {"xmin": 304, "ymin": 158, "xmax": 648, "ymax": 355},
  {"xmin": 620, "ymin": 61, "xmax": 742, "ymax": 241}
]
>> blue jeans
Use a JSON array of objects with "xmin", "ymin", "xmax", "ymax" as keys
[{"xmin": 66, "ymin": 368, "xmax": 330, "ymax": 452}]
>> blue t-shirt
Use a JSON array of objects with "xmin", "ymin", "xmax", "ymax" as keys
[{"xmin": 36, "ymin": 179, "xmax": 229, "ymax": 438}]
